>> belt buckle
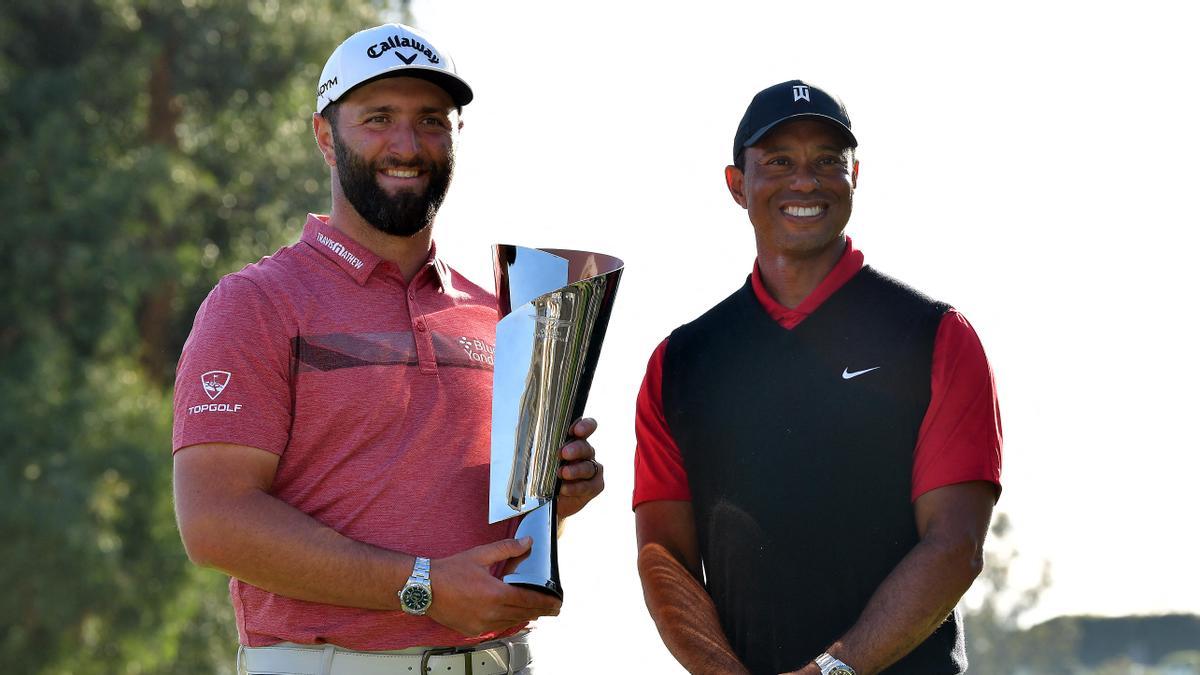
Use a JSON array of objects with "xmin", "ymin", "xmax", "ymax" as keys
[{"xmin": 420, "ymin": 645, "xmax": 472, "ymax": 675}]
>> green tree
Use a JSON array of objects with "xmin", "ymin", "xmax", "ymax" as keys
[
  {"xmin": 1159, "ymin": 650, "xmax": 1200, "ymax": 674},
  {"xmin": 0, "ymin": 1, "xmax": 389, "ymax": 672},
  {"xmin": 963, "ymin": 513, "xmax": 1080, "ymax": 674}
]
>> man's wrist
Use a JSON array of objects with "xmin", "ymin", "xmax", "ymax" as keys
[
  {"xmin": 398, "ymin": 556, "xmax": 433, "ymax": 615},
  {"xmin": 814, "ymin": 652, "xmax": 856, "ymax": 675}
]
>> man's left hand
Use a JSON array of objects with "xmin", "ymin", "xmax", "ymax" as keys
[{"xmin": 556, "ymin": 418, "xmax": 603, "ymax": 520}]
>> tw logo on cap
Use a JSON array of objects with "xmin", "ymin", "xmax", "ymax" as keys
[
  {"xmin": 793, "ymin": 85, "xmax": 810, "ymax": 102},
  {"xmin": 201, "ymin": 371, "xmax": 232, "ymax": 400}
]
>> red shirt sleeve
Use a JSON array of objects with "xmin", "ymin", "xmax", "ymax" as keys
[
  {"xmin": 911, "ymin": 310, "xmax": 1003, "ymax": 501},
  {"xmin": 172, "ymin": 274, "xmax": 295, "ymax": 455},
  {"xmin": 632, "ymin": 338, "xmax": 692, "ymax": 509}
]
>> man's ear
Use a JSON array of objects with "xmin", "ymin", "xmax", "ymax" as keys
[
  {"xmin": 313, "ymin": 112, "xmax": 337, "ymax": 168},
  {"xmin": 851, "ymin": 159, "xmax": 859, "ymax": 189},
  {"xmin": 725, "ymin": 165, "xmax": 748, "ymax": 209}
]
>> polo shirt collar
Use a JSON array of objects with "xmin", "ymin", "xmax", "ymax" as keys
[
  {"xmin": 750, "ymin": 235, "xmax": 866, "ymax": 329},
  {"xmin": 300, "ymin": 214, "xmax": 451, "ymax": 290},
  {"xmin": 301, "ymin": 214, "xmax": 382, "ymax": 284},
  {"xmin": 428, "ymin": 245, "xmax": 453, "ymax": 290}
]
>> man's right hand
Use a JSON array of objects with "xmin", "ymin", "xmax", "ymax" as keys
[{"xmin": 426, "ymin": 537, "xmax": 562, "ymax": 636}]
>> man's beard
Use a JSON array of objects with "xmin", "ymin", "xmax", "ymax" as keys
[{"xmin": 334, "ymin": 138, "xmax": 454, "ymax": 238}]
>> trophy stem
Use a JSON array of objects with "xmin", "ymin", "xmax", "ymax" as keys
[{"xmin": 502, "ymin": 498, "xmax": 563, "ymax": 599}]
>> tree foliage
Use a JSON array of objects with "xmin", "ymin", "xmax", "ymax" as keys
[
  {"xmin": 963, "ymin": 513, "xmax": 1081, "ymax": 673},
  {"xmin": 0, "ymin": 1, "xmax": 384, "ymax": 672},
  {"xmin": 1033, "ymin": 615, "xmax": 1200, "ymax": 672}
]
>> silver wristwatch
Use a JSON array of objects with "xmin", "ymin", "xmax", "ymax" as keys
[
  {"xmin": 398, "ymin": 556, "xmax": 433, "ymax": 615},
  {"xmin": 815, "ymin": 653, "xmax": 856, "ymax": 675}
]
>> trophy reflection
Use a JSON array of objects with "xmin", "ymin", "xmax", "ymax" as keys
[{"xmin": 489, "ymin": 246, "xmax": 623, "ymax": 599}]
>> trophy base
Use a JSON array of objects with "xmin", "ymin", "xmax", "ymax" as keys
[
  {"xmin": 501, "ymin": 500, "xmax": 563, "ymax": 599},
  {"xmin": 503, "ymin": 574, "xmax": 563, "ymax": 599}
]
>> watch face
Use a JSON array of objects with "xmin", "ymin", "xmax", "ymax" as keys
[
  {"xmin": 401, "ymin": 584, "xmax": 431, "ymax": 613},
  {"xmin": 830, "ymin": 667, "xmax": 854, "ymax": 675}
]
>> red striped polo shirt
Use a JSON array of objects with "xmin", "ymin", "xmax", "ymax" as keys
[{"xmin": 173, "ymin": 214, "xmax": 519, "ymax": 650}]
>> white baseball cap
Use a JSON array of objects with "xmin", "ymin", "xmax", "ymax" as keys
[{"xmin": 316, "ymin": 23, "xmax": 473, "ymax": 113}]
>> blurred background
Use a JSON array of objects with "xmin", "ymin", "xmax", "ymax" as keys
[{"xmin": 3, "ymin": 0, "xmax": 1197, "ymax": 673}]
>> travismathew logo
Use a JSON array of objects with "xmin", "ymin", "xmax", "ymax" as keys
[
  {"xmin": 190, "ymin": 370, "xmax": 242, "ymax": 415},
  {"xmin": 316, "ymin": 232, "xmax": 365, "ymax": 270},
  {"xmin": 458, "ymin": 336, "xmax": 495, "ymax": 366},
  {"xmin": 366, "ymin": 34, "xmax": 441, "ymax": 64}
]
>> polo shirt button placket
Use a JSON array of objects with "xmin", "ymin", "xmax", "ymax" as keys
[{"xmin": 407, "ymin": 283, "xmax": 437, "ymax": 374}]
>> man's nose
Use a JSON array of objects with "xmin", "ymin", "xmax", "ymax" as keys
[
  {"xmin": 788, "ymin": 165, "xmax": 821, "ymax": 192},
  {"xmin": 385, "ymin": 122, "xmax": 420, "ymax": 159}
]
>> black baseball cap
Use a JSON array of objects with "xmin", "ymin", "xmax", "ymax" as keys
[{"xmin": 733, "ymin": 80, "xmax": 857, "ymax": 163}]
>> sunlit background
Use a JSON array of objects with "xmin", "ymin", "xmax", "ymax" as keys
[
  {"xmin": 3, "ymin": 0, "xmax": 1197, "ymax": 673},
  {"xmin": 421, "ymin": 1, "xmax": 1200, "ymax": 672}
]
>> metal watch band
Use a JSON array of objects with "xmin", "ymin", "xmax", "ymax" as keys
[
  {"xmin": 398, "ymin": 556, "xmax": 433, "ymax": 615},
  {"xmin": 411, "ymin": 556, "xmax": 430, "ymax": 582},
  {"xmin": 815, "ymin": 653, "xmax": 856, "ymax": 675}
]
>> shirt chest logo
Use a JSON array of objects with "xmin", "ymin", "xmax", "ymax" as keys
[
  {"xmin": 458, "ymin": 336, "xmax": 495, "ymax": 366},
  {"xmin": 842, "ymin": 366, "xmax": 881, "ymax": 380}
]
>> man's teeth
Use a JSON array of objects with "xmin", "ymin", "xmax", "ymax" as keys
[
  {"xmin": 383, "ymin": 168, "xmax": 419, "ymax": 178},
  {"xmin": 784, "ymin": 205, "xmax": 824, "ymax": 217}
]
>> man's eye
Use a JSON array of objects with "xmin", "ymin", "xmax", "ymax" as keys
[
  {"xmin": 366, "ymin": 115, "xmax": 389, "ymax": 124},
  {"xmin": 766, "ymin": 157, "xmax": 791, "ymax": 166},
  {"xmin": 421, "ymin": 116, "xmax": 449, "ymax": 128}
]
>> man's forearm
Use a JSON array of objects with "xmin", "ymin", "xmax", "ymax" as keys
[
  {"xmin": 638, "ymin": 543, "xmax": 750, "ymax": 675},
  {"xmin": 812, "ymin": 536, "xmax": 982, "ymax": 674},
  {"xmin": 180, "ymin": 486, "xmax": 412, "ymax": 610}
]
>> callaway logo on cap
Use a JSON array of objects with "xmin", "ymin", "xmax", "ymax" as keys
[
  {"xmin": 733, "ymin": 79, "xmax": 857, "ymax": 163},
  {"xmin": 316, "ymin": 23, "xmax": 473, "ymax": 113}
]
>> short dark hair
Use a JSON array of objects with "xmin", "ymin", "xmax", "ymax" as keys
[{"xmin": 321, "ymin": 101, "xmax": 340, "ymax": 129}]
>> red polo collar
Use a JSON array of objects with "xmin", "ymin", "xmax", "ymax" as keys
[
  {"xmin": 750, "ymin": 236, "xmax": 866, "ymax": 329},
  {"xmin": 301, "ymin": 214, "xmax": 451, "ymax": 289}
]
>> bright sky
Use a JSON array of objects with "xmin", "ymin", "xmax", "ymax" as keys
[{"xmin": 391, "ymin": 1, "xmax": 1198, "ymax": 671}]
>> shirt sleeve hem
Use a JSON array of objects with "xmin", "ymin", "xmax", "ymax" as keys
[
  {"xmin": 911, "ymin": 475, "xmax": 1002, "ymax": 503},
  {"xmin": 632, "ymin": 493, "xmax": 694, "ymax": 511},
  {"xmin": 172, "ymin": 433, "xmax": 287, "ymax": 456}
]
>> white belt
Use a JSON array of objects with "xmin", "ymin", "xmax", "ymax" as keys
[{"xmin": 239, "ymin": 636, "xmax": 531, "ymax": 675}]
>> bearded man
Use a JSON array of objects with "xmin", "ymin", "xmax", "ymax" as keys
[{"xmin": 171, "ymin": 24, "xmax": 604, "ymax": 675}]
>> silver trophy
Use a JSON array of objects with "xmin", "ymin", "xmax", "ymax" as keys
[{"xmin": 488, "ymin": 245, "xmax": 623, "ymax": 598}]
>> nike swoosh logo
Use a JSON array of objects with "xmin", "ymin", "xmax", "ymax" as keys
[{"xmin": 842, "ymin": 366, "xmax": 881, "ymax": 380}]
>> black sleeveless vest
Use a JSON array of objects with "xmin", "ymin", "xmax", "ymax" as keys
[{"xmin": 662, "ymin": 267, "xmax": 965, "ymax": 675}]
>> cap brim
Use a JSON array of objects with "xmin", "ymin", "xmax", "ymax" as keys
[
  {"xmin": 342, "ymin": 65, "xmax": 474, "ymax": 108},
  {"xmin": 742, "ymin": 112, "xmax": 858, "ymax": 151}
]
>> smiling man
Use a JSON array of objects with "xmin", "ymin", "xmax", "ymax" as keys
[
  {"xmin": 171, "ymin": 24, "xmax": 604, "ymax": 675},
  {"xmin": 633, "ymin": 81, "xmax": 1003, "ymax": 674}
]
